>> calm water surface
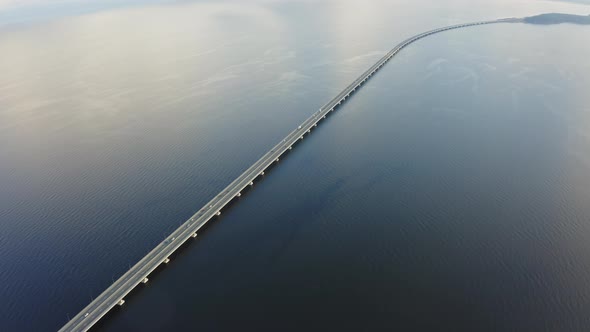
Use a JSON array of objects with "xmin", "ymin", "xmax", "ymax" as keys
[{"xmin": 1, "ymin": 0, "xmax": 590, "ymax": 331}]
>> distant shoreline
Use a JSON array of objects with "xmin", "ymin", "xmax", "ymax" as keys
[{"xmin": 523, "ymin": 13, "xmax": 590, "ymax": 25}]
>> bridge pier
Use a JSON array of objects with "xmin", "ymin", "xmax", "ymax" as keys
[
  {"xmin": 191, "ymin": 233, "xmax": 198, "ymax": 238},
  {"xmin": 142, "ymin": 277, "xmax": 149, "ymax": 284},
  {"xmin": 236, "ymin": 192, "xmax": 241, "ymax": 197},
  {"xmin": 249, "ymin": 181, "xmax": 254, "ymax": 186},
  {"xmin": 216, "ymin": 211, "xmax": 221, "ymax": 216},
  {"xmin": 164, "ymin": 257, "xmax": 170, "ymax": 264},
  {"xmin": 275, "ymin": 158, "xmax": 279, "ymax": 162},
  {"xmin": 289, "ymin": 146, "xmax": 292, "ymax": 150},
  {"xmin": 261, "ymin": 171, "xmax": 265, "ymax": 175},
  {"xmin": 118, "ymin": 299, "xmax": 125, "ymax": 306}
]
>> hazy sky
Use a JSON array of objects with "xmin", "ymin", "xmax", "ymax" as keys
[
  {"xmin": 2, "ymin": 0, "xmax": 588, "ymax": 11},
  {"xmin": 0, "ymin": 0, "xmax": 171, "ymax": 25},
  {"xmin": 0, "ymin": 0, "xmax": 588, "ymax": 27}
]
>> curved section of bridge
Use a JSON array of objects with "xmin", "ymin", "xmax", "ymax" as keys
[{"xmin": 60, "ymin": 17, "xmax": 520, "ymax": 332}]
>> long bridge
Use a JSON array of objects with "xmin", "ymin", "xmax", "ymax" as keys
[{"xmin": 59, "ymin": 17, "xmax": 520, "ymax": 332}]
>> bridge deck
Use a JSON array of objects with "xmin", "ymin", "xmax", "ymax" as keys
[{"xmin": 59, "ymin": 18, "xmax": 517, "ymax": 332}]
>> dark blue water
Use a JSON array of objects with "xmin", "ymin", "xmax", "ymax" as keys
[{"xmin": 1, "ymin": 1, "xmax": 590, "ymax": 331}]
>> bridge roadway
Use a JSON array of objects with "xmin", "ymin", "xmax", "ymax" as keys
[{"xmin": 60, "ymin": 17, "xmax": 519, "ymax": 332}]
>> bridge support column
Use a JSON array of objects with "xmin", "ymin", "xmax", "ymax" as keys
[
  {"xmin": 289, "ymin": 146, "xmax": 292, "ymax": 150},
  {"xmin": 236, "ymin": 192, "xmax": 241, "ymax": 197},
  {"xmin": 249, "ymin": 181, "xmax": 254, "ymax": 186},
  {"xmin": 261, "ymin": 171, "xmax": 265, "ymax": 175},
  {"xmin": 142, "ymin": 277, "xmax": 149, "ymax": 284},
  {"xmin": 191, "ymin": 233, "xmax": 197, "ymax": 238},
  {"xmin": 216, "ymin": 211, "xmax": 221, "ymax": 216},
  {"xmin": 118, "ymin": 299, "xmax": 125, "ymax": 306},
  {"xmin": 164, "ymin": 257, "xmax": 170, "ymax": 264},
  {"xmin": 275, "ymin": 158, "xmax": 279, "ymax": 162}
]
